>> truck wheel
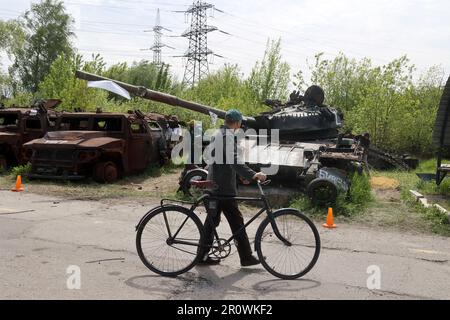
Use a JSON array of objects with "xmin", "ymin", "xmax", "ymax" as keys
[
  {"xmin": 93, "ymin": 161, "xmax": 119, "ymax": 183},
  {"xmin": 103, "ymin": 162, "xmax": 119, "ymax": 183},
  {"xmin": 306, "ymin": 178, "xmax": 338, "ymax": 205}
]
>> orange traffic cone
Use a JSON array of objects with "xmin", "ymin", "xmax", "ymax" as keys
[
  {"xmin": 323, "ymin": 207, "xmax": 337, "ymax": 229},
  {"xmin": 11, "ymin": 175, "xmax": 24, "ymax": 192}
]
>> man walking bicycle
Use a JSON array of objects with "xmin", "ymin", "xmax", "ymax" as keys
[{"xmin": 200, "ymin": 109, "xmax": 267, "ymax": 267}]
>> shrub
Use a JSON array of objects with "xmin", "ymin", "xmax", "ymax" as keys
[
  {"xmin": 11, "ymin": 164, "xmax": 32, "ymax": 178},
  {"xmin": 348, "ymin": 172, "xmax": 373, "ymax": 204}
]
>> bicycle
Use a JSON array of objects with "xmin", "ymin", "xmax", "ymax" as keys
[{"xmin": 135, "ymin": 180, "xmax": 321, "ymax": 280}]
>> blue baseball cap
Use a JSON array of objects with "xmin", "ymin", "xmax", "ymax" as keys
[{"xmin": 225, "ymin": 109, "xmax": 243, "ymax": 122}]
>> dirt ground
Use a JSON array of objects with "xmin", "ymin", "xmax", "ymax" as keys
[
  {"xmin": 371, "ymin": 176, "xmax": 401, "ymax": 190},
  {"xmin": 0, "ymin": 167, "xmax": 183, "ymax": 201},
  {"xmin": 370, "ymin": 176, "xmax": 402, "ymax": 203}
]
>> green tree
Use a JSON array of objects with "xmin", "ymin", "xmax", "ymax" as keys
[
  {"xmin": 104, "ymin": 60, "xmax": 174, "ymax": 92},
  {"xmin": 38, "ymin": 54, "xmax": 108, "ymax": 111},
  {"xmin": 304, "ymin": 53, "xmax": 443, "ymax": 156},
  {"xmin": 0, "ymin": 20, "xmax": 25, "ymax": 55},
  {"xmin": 181, "ymin": 64, "xmax": 266, "ymax": 126},
  {"xmin": 248, "ymin": 38, "xmax": 290, "ymax": 102},
  {"xmin": 0, "ymin": 20, "xmax": 25, "ymax": 98},
  {"xmin": 0, "ymin": 69, "xmax": 12, "ymax": 99},
  {"xmin": 10, "ymin": 0, "xmax": 74, "ymax": 93}
]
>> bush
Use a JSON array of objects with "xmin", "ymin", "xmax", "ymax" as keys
[
  {"xmin": 11, "ymin": 164, "xmax": 32, "ymax": 178},
  {"xmin": 348, "ymin": 172, "xmax": 373, "ymax": 204}
]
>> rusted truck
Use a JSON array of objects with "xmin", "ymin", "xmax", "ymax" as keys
[
  {"xmin": 0, "ymin": 100, "xmax": 60, "ymax": 170},
  {"xmin": 23, "ymin": 110, "xmax": 169, "ymax": 183}
]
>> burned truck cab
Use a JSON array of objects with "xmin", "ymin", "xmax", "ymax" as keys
[
  {"xmin": 0, "ymin": 100, "xmax": 60, "ymax": 170},
  {"xmin": 24, "ymin": 110, "xmax": 165, "ymax": 183}
]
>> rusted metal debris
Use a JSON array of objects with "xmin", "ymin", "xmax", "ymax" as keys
[
  {"xmin": 23, "ymin": 110, "xmax": 177, "ymax": 183},
  {"xmin": 0, "ymin": 100, "xmax": 61, "ymax": 170}
]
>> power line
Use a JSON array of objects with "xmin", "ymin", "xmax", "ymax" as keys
[
  {"xmin": 141, "ymin": 9, "xmax": 174, "ymax": 65},
  {"xmin": 75, "ymin": 28, "xmax": 150, "ymax": 37},
  {"xmin": 177, "ymin": 1, "xmax": 226, "ymax": 86},
  {"xmin": 214, "ymin": 10, "xmax": 438, "ymax": 59}
]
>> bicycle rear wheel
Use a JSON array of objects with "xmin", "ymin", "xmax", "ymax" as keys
[
  {"xmin": 255, "ymin": 209, "xmax": 321, "ymax": 280},
  {"xmin": 136, "ymin": 205, "xmax": 204, "ymax": 277}
]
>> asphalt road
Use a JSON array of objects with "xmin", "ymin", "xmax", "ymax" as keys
[{"xmin": 1, "ymin": 190, "xmax": 450, "ymax": 300}]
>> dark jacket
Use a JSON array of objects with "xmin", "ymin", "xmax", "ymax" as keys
[{"xmin": 207, "ymin": 126, "xmax": 256, "ymax": 196}]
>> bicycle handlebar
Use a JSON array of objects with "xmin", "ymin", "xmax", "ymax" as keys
[
  {"xmin": 257, "ymin": 179, "xmax": 271, "ymax": 186},
  {"xmin": 256, "ymin": 179, "xmax": 271, "ymax": 196}
]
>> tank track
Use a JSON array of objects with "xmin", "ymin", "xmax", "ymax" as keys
[{"xmin": 367, "ymin": 146, "xmax": 413, "ymax": 171}]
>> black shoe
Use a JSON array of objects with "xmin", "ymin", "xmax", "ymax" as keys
[
  {"xmin": 197, "ymin": 256, "xmax": 221, "ymax": 265},
  {"xmin": 240, "ymin": 255, "xmax": 260, "ymax": 267}
]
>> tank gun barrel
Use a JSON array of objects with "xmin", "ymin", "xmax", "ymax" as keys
[{"xmin": 75, "ymin": 70, "xmax": 256, "ymax": 125}]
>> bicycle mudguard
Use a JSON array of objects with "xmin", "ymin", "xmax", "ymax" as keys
[
  {"xmin": 254, "ymin": 208, "xmax": 301, "ymax": 250},
  {"xmin": 135, "ymin": 204, "xmax": 194, "ymax": 231},
  {"xmin": 135, "ymin": 205, "xmax": 167, "ymax": 231}
]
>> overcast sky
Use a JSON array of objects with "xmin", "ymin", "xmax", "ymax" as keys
[{"xmin": 1, "ymin": 0, "xmax": 449, "ymax": 84}]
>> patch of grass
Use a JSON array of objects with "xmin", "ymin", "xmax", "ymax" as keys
[
  {"xmin": 403, "ymin": 195, "xmax": 450, "ymax": 236},
  {"xmin": 416, "ymin": 158, "xmax": 440, "ymax": 173},
  {"xmin": 411, "ymin": 158, "xmax": 450, "ymax": 196},
  {"xmin": 370, "ymin": 159, "xmax": 450, "ymax": 236}
]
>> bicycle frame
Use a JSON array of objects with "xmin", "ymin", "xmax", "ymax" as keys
[{"xmin": 159, "ymin": 182, "xmax": 292, "ymax": 251}]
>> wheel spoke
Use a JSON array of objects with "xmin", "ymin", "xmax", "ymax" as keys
[
  {"xmin": 137, "ymin": 206, "xmax": 202, "ymax": 276},
  {"xmin": 256, "ymin": 210, "xmax": 320, "ymax": 279}
]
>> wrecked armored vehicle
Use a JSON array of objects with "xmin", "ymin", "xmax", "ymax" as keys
[
  {"xmin": 23, "ymin": 110, "xmax": 168, "ymax": 183},
  {"xmin": 75, "ymin": 71, "xmax": 368, "ymax": 204},
  {"xmin": 179, "ymin": 135, "xmax": 365, "ymax": 204},
  {"xmin": 0, "ymin": 99, "xmax": 60, "ymax": 170}
]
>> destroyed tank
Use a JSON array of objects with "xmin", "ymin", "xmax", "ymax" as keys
[
  {"xmin": 75, "ymin": 71, "xmax": 416, "ymax": 170},
  {"xmin": 76, "ymin": 71, "xmax": 342, "ymax": 142},
  {"xmin": 76, "ymin": 71, "xmax": 370, "ymax": 204}
]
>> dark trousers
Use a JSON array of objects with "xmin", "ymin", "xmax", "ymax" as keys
[{"xmin": 202, "ymin": 199, "xmax": 253, "ymax": 261}]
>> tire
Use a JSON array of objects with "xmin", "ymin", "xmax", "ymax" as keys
[
  {"xmin": 103, "ymin": 161, "xmax": 119, "ymax": 183},
  {"xmin": 136, "ymin": 205, "xmax": 204, "ymax": 277},
  {"xmin": 255, "ymin": 209, "xmax": 321, "ymax": 280},
  {"xmin": 180, "ymin": 168, "xmax": 208, "ymax": 197},
  {"xmin": 93, "ymin": 161, "xmax": 119, "ymax": 183},
  {"xmin": 307, "ymin": 178, "xmax": 338, "ymax": 205}
]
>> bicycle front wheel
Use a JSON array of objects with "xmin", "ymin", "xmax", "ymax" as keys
[
  {"xmin": 136, "ymin": 205, "xmax": 204, "ymax": 277},
  {"xmin": 255, "ymin": 209, "xmax": 321, "ymax": 280}
]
